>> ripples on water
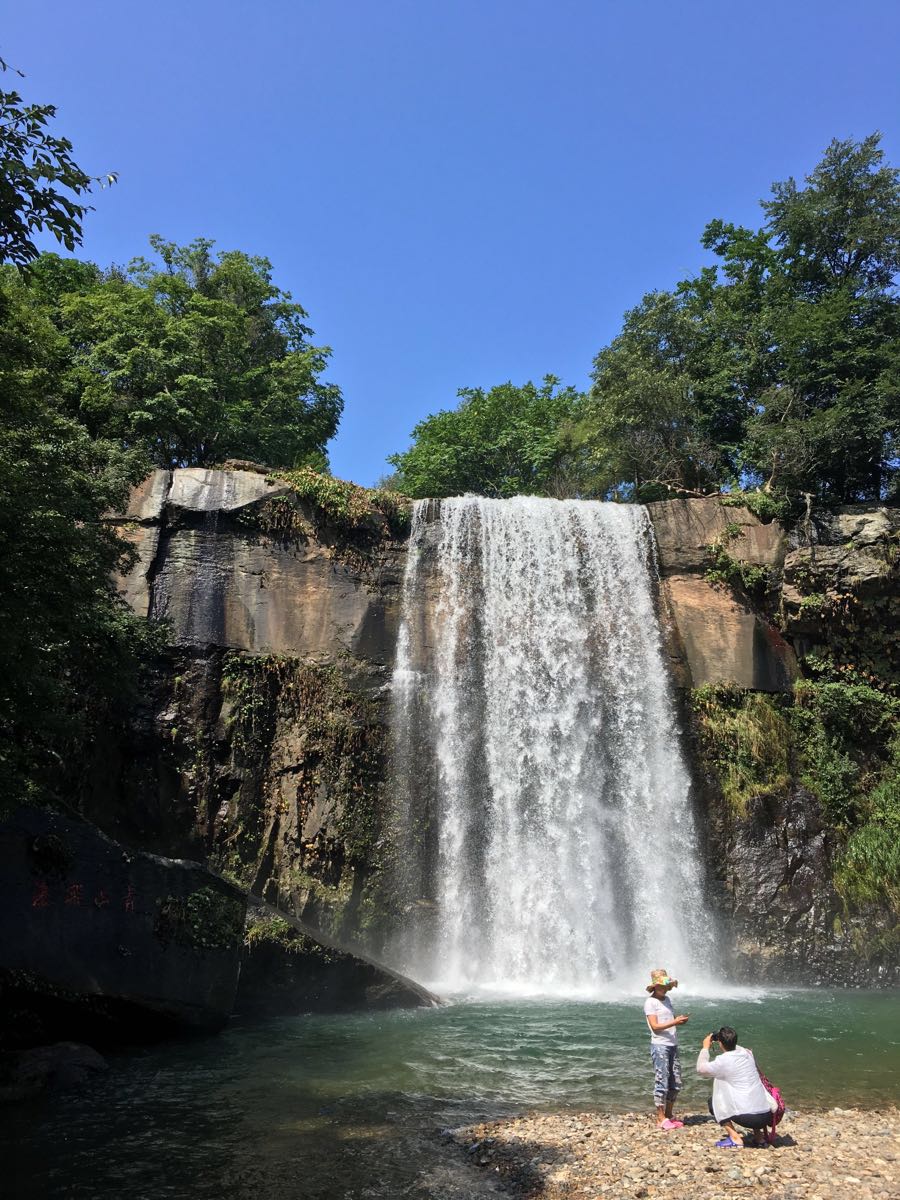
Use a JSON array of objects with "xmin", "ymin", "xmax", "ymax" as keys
[{"xmin": 6, "ymin": 991, "xmax": 900, "ymax": 1199}]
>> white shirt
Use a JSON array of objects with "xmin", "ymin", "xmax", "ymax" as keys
[
  {"xmin": 644, "ymin": 995, "xmax": 677, "ymax": 1046},
  {"xmin": 696, "ymin": 1046, "xmax": 771, "ymax": 1121}
]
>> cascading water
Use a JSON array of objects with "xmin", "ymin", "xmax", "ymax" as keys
[{"xmin": 389, "ymin": 495, "xmax": 717, "ymax": 996}]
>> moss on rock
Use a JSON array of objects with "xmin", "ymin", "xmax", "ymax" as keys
[
  {"xmin": 212, "ymin": 653, "xmax": 392, "ymax": 940},
  {"xmin": 690, "ymin": 680, "xmax": 899, "ymax": 919},
  {"xmin": 154, "ymin": 887, "xmax": 245, "ymax": 953}
]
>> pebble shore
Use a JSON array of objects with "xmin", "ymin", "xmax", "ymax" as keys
[{"xmin": 451, "ymin": 1108, "xmax": 900, "ymax": 1199}]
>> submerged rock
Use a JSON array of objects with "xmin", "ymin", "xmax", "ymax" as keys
[{"xmin": 0, "ymin": 1042, "xmax": 108, "ymax": 1102}]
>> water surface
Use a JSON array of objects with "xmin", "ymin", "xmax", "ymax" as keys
[{"xmin": 6, "ymin": 989, "xmax": 899, "ymax": 1199}]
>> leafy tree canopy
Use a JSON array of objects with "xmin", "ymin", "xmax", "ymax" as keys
[
  {"xmin": 0, "ymin": 267, "xmax": 161, "ymax": 804},
  {"xmin": 388, "ymin": 377, "xmax": 588, "ymax": 499},
  {"xmin": 390, "ymin": 137, "xmax": 898, "ymax": 506},
  {"xmin": 0, "ymin": 67, "xmax": 156, "ymax": 805},
  {"xmin": 38, "ymin": 236, "xmax": 343, "ymax": 469},
  {"xmin": 583, "ymin": 134, "xmax": 900, "ymax": 505},
  {"xmin": 0, "ymin": 69, "xmax": 345, "ymax": 805},
  {"xmin": 0, "ymin": 59, "xmax": 115, "ymax": 268}
]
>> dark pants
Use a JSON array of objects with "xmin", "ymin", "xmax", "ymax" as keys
[{"xmin": 708, "ymin": 1098, "xmax": 771, "ymax": 1129}]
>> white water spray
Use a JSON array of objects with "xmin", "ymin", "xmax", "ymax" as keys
[{"xmin": 390, "ymin": 496, "xmax": 717, "ymax": 996}]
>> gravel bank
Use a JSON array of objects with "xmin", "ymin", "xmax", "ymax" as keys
[{"xmin": 450, "ymin": 1108, "xmax": 900, "ymax": 1199}]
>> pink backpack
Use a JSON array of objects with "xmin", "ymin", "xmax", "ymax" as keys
[{"xmin": 757, "ymin": 1069, "xmax": 785, "ymax": 1143}]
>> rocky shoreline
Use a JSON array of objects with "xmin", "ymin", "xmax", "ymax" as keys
[{"xmin": 449, "ymin": 1108, "xmax": 900, "ymax": 1199}]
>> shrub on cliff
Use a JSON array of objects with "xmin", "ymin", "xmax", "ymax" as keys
[{"xmin": 692, "ymin": 681, "xmax": 900, "ymax": 914}]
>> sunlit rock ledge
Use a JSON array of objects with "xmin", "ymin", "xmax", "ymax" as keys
[{"xmin": 115, "ymin": 468, "xmax": 895, "ymax": 694}]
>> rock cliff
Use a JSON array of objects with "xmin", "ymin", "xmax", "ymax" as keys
[
  {"xmin": 664, "ymin": 498, "xmax": 898, "ymax": 986},
  {"xmin": 96, "ymin": 467, "xmax": 407, "ymax": 951},
  {"xmin": 94, "ymin": 471, "xmax": 898, "ymax": 988},
  {"xmin": 647, "ymin": 497, "xmax": 796, "ymax": 691}
]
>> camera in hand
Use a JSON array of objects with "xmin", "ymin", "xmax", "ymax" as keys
[{"xmin": 709, "ymin": 1031, "xmax": 720, "ymax": 1042}]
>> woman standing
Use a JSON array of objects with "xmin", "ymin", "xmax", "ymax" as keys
[{"xmin": 643, "ymin": 968, "xmax": 690, "ymax": 1130}]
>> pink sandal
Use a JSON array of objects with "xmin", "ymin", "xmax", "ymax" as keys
[{"xmin": 659, "ymin": 1118, "xmax": 684, "ymax": 1131}]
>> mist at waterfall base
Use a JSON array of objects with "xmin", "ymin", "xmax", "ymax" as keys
[{"xmin": 389, "ymin": 496, "xmax": 720, "ymax": 999}]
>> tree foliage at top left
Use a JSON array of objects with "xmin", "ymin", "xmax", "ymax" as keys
[
  {"xmin": 48, "ymin": 236, "xmax": 342, "ymax": 470},
  {"xmin": 0, "ymin": 59, "xmax": 115, "ymax": 268},
  {"xmin": 0, "ymin": 71, "xmax": 342, "ymax": 804}
]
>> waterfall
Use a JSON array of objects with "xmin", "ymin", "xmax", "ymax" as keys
[{"xmin": 389, "ymin": 495, "xmax": 716, "ymax": 996}]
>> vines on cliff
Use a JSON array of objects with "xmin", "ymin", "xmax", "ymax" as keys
[
  {"xmin": 690, "ymin": 686, "xmax": 791, "ymax": 815},
  {"xmin": 703, "ymin": 522, "xmax": 772, "ymax": 600},
  {"xmin": 154, "ymin": 887, "xmax": 244, "ymax": 953},
  {"xmin": 271, "ymin": 467, "xmax": 411, "ymax": 537},
  {"xmin": 718, "ymin": 491, "xmax": 790, "ymax": 522}
]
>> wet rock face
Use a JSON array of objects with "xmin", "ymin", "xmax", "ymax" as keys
[
  {"xmin": 0, "ymin": 806, "xmax": 246, "ymax": 1042},
  {"xmin": 700, "ymin": 780, "xmax": 897, "ymax": 988},
  {"xmin": 150, "ymin": 527, "xmax": 398, "ymax": 663},
  {"xmin": 99, "ymin": 468, "xmax": 408, "ymax": 947},
  {"xmin": 658, "ymin": 573, "xmax": 796, "ymax": 692}
]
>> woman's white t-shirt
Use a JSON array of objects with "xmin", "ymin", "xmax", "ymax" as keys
[{"xmin": 643, "ymin": 995, "xmax": 677, "ymax": 1046}]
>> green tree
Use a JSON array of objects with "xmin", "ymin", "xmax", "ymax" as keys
[
  {"xmin": 584, "ymin": 135, "xmax": 900, "ymax": 505},
  {"xmin": 0, "ymin": 73, "xmax": 155, "ymax": 804},
  {"xmin": 0, "ymin": 267, "xmax": 159, "ymax": 804},
  {"xmin": 0, "ymin": 61, "xmax": 115, "ymax": 268},
  {"xmin": 388, "ymin": 376, "xmax": 588, "ymax": 499},
  {"xmin": 43, "ymin": 236, "xmax": 342, "ymax": 469},
  {"xmin": 582, "ymin": 287, "xmax": 745, "ymax": 500},
  {"xmin": 706, "ymin": 135, "xmax": 900, "ymax": 501}
]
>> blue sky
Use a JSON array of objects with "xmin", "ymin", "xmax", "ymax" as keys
[{"xmin": 5, "ymin": 1, "xmax": 900, "ymax": 484}]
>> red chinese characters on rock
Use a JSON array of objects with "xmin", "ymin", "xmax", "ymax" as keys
[{"xmin": 29, "ymin": 881, "xmax": 138, "ymax": 912}]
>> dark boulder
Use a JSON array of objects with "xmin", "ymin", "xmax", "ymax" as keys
[
  {"xmin": 0, "ymin": 806, "xmax": 246, "ymax": 1045},
  {"xmin": 236, "ymin": 901, "xmax": 438, "ymax": 1017},
  {"xmin": 0, "ymin": 1042, "xmax": 108, "ymax": 1102}
]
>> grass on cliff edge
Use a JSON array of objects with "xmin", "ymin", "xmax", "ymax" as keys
[{"xmin": 269, "ymin": 467, "xmax": 411, "ymax": 537}]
